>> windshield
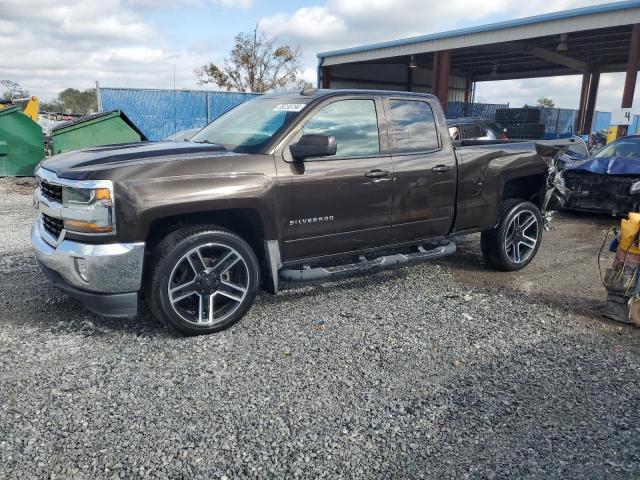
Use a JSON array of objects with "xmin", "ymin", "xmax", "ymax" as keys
[
  {"xmin": 594, "ymin": 137, "xmax": 640, "ymax": 159},
  {"xmin": 190, "ymin": 97, "xmax": 311, "ymax": 153}
]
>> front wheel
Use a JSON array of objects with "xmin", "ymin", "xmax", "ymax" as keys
[
  {"xmin": 147, "ymin": 226, "xmax": 260, "ymax": 335},
  {"xmin": 481, "ymin": 200, "xmax": 543, "ymax": 271}
]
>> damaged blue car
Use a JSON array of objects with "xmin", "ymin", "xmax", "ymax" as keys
[{"xmin": 562, "ymin": 136, "xmax": 640, "ymax": 215}]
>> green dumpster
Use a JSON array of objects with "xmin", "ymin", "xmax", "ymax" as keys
[
  {"xmin": 0, "ymin": 105, "xmax": 44, "ymax": 176},
  {"xmin": 51, "ymin": 110, "xmax": 147, "ymax": 155}
]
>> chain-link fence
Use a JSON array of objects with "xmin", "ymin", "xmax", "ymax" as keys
[
  {"xmin": 98, "ymin": 86, "xmax": 638, "ymax": 141},
  {"xmin": 455, "ymin": 104, "xmax": 638, "ymax": 138},
  {"xmin": 98, "ymin": 87, "xmax": 261, "ymax": 140},
  {"xmin": 446, "ymin": 101, "xmax": 509, "ymax": 120}
]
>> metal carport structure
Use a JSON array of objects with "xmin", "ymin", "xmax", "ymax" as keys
[{"xmin": 317, "ymin": 1, "xmax": 640, "ymax": 136}]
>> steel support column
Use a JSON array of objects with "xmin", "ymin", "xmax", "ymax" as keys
[
  {"xmin": 584, "ymin": 69, "xmax": 600, "ymax": 135},
  {"xmin": 321, "ymin": 67, "xmax": 331, "ymax": 89},
  {"xmin": 433, "ymin": 50, "xmax": 451, "ymax": 111},
  {"xmin": 577, "ymin": 71, "xmax": 590, "ymax": 134},
  {"xmin": 619, "ymin": 23, "xmax": 640, "ymax": 138},
  {"xmin": 464, "ymin": 78, "xmax": 473, "ymax": 116}
]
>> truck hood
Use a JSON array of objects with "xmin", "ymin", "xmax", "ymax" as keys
[
  {"xmin": 41, "ymin": 141, "xmax": 232, "ymax": 178},
  {"xmin": 564, "ymin": 155, "xmax": 640, "ymax": 176}
]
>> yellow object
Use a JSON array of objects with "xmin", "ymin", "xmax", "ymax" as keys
[
  {"xmin": 0, "ymin": 96, "xmax": 39, "ymax": 121},
  {"xmin": 94, "ymin": 188, "xmax": 111, "ymax": 201},
  {"xmin": 21, "ymin": 96, "xmax": 39, "ymax": 122},
  {"xmin": 620, "ymin": 213, "xmax": 640, "ymax": 254},
  {"xmin": 63, "ymin": 219, "xmax": 113, "ymax": 234},
  {"xmin": 606, "ymin": 126, "xmax": 618, "ymax": 144}
]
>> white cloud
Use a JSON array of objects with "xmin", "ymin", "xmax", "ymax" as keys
[
  {"xmin": 213, "ymin": 0, "xmax": 252, "ymax": 8},
  {"xmin": 0, "ymin": 0, "xmax": 234, "ymax": 100},
  {"xmin": 262, "ymin": 0, "xmax": 636, "ymax": 111},
  {"xmin": 262, "ymin": 7, "xmax": 347, "ymax": 41},
  {"xmin": 2, "ymin": 0, "xmax": 637, "ymax": 113},
  {"xmin": 262, "ymin": 0, "xmax": 609, "ymax": 54},
  {"xmin": 126, "ymin": 0, "xmax": 252, "ymax": 8}
]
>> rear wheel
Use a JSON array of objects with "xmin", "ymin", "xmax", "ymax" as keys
[
  {"xmin": 147, "ymin": 226, "xmax": 259, "ymax": 335},
  {"xmin": 481, "ymin": 200, "xmax": 542, "ymax": 271}
]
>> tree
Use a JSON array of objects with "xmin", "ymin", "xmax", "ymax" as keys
[
  {"xmin": 58, "ymin": 88, "xmax": 98, "ymax": 114},
  {"xmin": 195, "ymin": 22, "xmax": 305, "ymax": 93},
  {"xmin": 38, "ymin": 88, "xmax": 97, "ymax": 114},
  {"xmin": 39, "ymin": 88, "xmax": 97, "ymax": 114},
  {"xmin": 0, "ymin": 80, "xmax": 29, "ymax": 100},
  {"xmin": 536, "ymin": 96, "xmax": 555, "ymax": 108},
  {"xmin": 40, "ymin": 99, "xmax": 64, "ymax": 113}
]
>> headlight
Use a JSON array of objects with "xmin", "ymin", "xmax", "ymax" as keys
[
  {"xmin": 61, "ymin": 186, "xmax": 114, "ymax": 234},
  {"xmin": 631, "ymin": 181, "xmax": 640, "ymax": 195}
]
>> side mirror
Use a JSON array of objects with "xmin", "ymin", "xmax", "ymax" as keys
[{"xmin": 290, "ymin": 134, "xmax": 337, "ymax": 161}]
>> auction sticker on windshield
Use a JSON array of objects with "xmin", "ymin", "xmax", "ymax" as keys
[{"xmin": 273, "ymin": 104, "xmax": 306, "ymax": 112}]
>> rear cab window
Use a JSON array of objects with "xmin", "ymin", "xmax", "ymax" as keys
[
  {"xmin": 461, "ymin": 123, "xmax": 484, "ymax": 138},
  {"xmin": 388, "ymin": 99, "xmax": 440, "ymax": 153}
]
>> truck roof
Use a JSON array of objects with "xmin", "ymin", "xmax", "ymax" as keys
[{"xmin": 262, "ymin": 88, "xmax": 438, "ymax": 102}]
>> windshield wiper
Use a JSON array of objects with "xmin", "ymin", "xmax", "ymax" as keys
[{"xmin": 192, "ymin": 140, "xmax": 226, "ymax": 150}]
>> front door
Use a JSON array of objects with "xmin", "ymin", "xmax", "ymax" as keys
[
  {"xmin": 385, "ymin": 98, "xmax": 457, "ymax": 242},
  {"xmin": 276, "ymin": 97, "xmax": 393, "ymax": 261}
]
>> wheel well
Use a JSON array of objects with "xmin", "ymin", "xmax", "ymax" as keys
[
  {"xmin": 146, "ymin": 209, "xmax": 266, "ymax": 263},
  {"xmin": 502, "ymin": 174, "xmax": 546, "ymax": 208}
]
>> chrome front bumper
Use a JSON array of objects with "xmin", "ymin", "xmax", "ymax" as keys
[{"xmin": 31, "ymin": 218, "xmax": 145, "ymax": 295}]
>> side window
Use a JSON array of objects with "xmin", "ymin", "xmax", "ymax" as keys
[
  {"xmin": 303, "ymin": 99, "xmax": 380, "ymax": 157},
  {"xmin": 388, "ymin": 100, "xmax": 439, "ymax": 153}
]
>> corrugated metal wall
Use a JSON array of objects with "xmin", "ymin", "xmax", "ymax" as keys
[
  {"xmin": 99, "ymin": 87, "xmax": 261, "ymax": 140},
  {"xmin": 327, "ymin": 63, "xmax": 467, "ymax": 102}
]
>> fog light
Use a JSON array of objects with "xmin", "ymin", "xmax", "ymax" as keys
[{"xmin": 74, "ymin": 257, "xmax": 88, "ymax": 281}]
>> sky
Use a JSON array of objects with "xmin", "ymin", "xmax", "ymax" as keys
[{"xmin": 1, "ymin": 0, "xmax": 638, "ymax": 112}]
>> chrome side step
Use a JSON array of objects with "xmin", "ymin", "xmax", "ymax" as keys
[{"xmin": 279, "ymin": 241, "xmax": 456, "ymax": 282}]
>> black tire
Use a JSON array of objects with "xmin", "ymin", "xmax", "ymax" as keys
[
  {"xmin": 481, "ymin": 200, "xmax": 543, "ymax": 271},
  {"xmin": 146, "ymin": 226, "xmax": 260, "ymax": 335},
  {"xmin": 495, "ymin": 108, "xmax": 541, "ymax": 124}
]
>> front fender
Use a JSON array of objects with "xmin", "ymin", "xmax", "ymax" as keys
[{"xmin": 115, "ymin": 173, "xmax": 278, "ymax": 242}]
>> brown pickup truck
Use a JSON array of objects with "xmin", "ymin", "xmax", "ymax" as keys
[{"xmin": 32, "ymin": 89, "xmax": 559, "ymax": 334}]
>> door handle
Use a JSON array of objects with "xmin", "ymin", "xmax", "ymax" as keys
[
  {"xmin": 365, "ymin": 169, "xmax": 390, "ymax": 178},
  {"xmin": 432, "ymin": 165, "xmax": 452, "ymax": 174}
]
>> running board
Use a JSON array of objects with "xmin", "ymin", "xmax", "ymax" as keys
[{"xmin": 279, "ymin": 241, "xmax": 456, "ymax": 282}]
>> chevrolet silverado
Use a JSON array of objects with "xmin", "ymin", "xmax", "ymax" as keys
[{"xmin": 32, "ymin": 89, "xmax": 557, "ymax": 334}]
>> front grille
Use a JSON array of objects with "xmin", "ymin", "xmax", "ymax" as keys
[
  {"xmin": 40, "ymin": 180, "xmax": 63, "ymax": 203},
  {"xmin": 42, "ymin": 213, "xmax": 63, "ymax": 239}
]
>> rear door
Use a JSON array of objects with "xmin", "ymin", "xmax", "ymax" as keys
[
  {"xmin": 275, "ymin": 96, "xmax": 393, "ymax": 261},
  {"xmin": 385, "ymin": 97, "xmax": 457, "ymax": 242}
]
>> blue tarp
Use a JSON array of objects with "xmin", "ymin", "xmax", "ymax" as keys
[{"xmin": 99, "ymin": 88, "xmax": 261, "ymax": 141}]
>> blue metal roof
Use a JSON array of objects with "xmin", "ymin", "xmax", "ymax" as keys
[{"xmin": 317, "ymin": 0, "xmax": 640, "ymax": 58}]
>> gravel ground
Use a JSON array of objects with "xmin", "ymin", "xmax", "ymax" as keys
[{"xmin": 2, "ymin": 177, "xmax": 640, "ymax": 479}]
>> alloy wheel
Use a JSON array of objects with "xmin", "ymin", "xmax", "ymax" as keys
[
  {"xmin": 504, "ymin": 210, "xmax": 539, "ymax": 264},
  {"xmin": 167, "ymin": 243, "xmax": 249, "ymax": 326}
]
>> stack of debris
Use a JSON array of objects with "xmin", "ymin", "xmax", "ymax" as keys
[{"xmin": 496, "ymin": 107, "xmax": 546, "ymax": 140}]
